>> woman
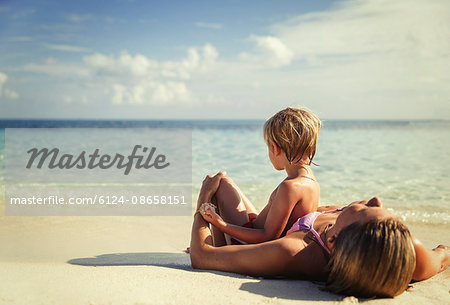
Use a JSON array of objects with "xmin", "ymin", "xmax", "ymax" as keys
[{"xmin": 190, "ymin": 172, "xmax": 450, "ymax": 298}]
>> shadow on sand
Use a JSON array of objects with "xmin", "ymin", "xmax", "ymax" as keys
[
  {"xmin": 68, "ymin": 252, "xmax": 245, "ymax": 278},
  {"xmin": 68, "ymin": 252, "xmax": 193, "ymax": 270},
  {"xmin": 68, "ymin": 252, "xmax": 343, "ymax": 302}
]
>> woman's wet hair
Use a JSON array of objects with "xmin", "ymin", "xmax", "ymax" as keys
[{"xmin": 326, "ymin": 218, "xmax": 416, "ymax": 298}]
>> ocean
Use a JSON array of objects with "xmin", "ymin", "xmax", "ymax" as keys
[{"xmin": 0, "ymin": 119, "xmax": 449, "ymax": 224}]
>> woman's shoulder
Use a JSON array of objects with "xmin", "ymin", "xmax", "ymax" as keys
[{"xmin": 279, "ymin": 233, "xmax": 329, "ymax": 279}]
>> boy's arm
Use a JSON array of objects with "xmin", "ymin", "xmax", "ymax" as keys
[
  {"xmin": 202, "ymin": 182, "xmax": 300, "ymax": 243},
  {"xmin": 205, "ymin": 218, "xmax": 274, "ymax": 243},
  {"xmin": 412, "ymin": 237, "xmax": 450, "ymax": 281}
]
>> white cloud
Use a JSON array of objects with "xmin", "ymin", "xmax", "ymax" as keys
[
  {"xmin": 247, "ymin": 35, "xmax": 294, "ymax": 67},
  {"xmin": 151, "ymin": 82, "xmax": 191, "ymax": 103},
  {"xmin": 195, "ymin": 22, "xmax": 223, "ymax": 30},
  {"xmin": 273, "ymin": 0, "xmax": 450, "ymax": 60},
  {"xmin": 43, "ymin": 43, "xmax": 91, "ymax": 53},
  {"xmin": 84, "ymin": 52, "xmax": 158, "ymax": 77},
  {"xmin": 201, "ymin": 44, "xmax": 219, "ymax": 67},
  {"xmin": 235, "ymin": 0, "xmax": 449, "ymax": 118},
  {"xmin": 0, "ymin": 72, "xmax": 19, "ymax": 100},
  {"xmin": 110, "ymin": 81, "xmax": 191, "ymax": 105},
  {"xmin": 81, "ymin": 44, "xmax": 218, "ymax": 104}
]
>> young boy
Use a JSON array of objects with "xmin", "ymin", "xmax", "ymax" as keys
[{"xmin": 199, "ymin": 107, "xmax": 322, "ymax": 245}]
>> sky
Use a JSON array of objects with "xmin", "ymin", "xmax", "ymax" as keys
[{"xmin": 0, "ymin": 0, "xmax": 449, "ymax": 120}]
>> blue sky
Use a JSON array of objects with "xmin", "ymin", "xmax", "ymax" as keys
[{"xmin": 0, "ymin": 0, "xmax": 449, "ymax": 119}]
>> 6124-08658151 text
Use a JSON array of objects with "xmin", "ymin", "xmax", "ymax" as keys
[
  {"xmin": 25, "ymin": 145, "xmax": 170, "ymax": 175},
  {"xmin": 9, "ymin": 195, "xmax": 187, "ymax": 205}
]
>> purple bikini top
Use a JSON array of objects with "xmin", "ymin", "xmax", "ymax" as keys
[{"xmin": 286, "ymin": 207, "xmax": 346, "ymax": 255}]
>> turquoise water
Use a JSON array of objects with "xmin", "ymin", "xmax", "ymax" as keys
[
  {"xmin": 1, "ymin": 120, "xmax": 449, "ymax": 224},
  {"xmin": 191, "ymin": 120, "xmax": 450, "ymax": 225}
]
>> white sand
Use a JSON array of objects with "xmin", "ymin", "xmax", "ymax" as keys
[{"xmin": 0, "ymin": 206, "xmax": 449, "ymax": 304}]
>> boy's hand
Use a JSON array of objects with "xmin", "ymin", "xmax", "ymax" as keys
[{"xmin": 199, "ymin": 203, "xmax": 225, "ymax": 228}]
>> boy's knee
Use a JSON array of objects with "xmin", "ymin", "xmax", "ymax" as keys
[
  {"xmin": 219, "ymin": 176, "xmax": 234, "ymax": 187},
  {"xmin": 215, "ymin": 176, "xmax": 235, "ymax": 196}
]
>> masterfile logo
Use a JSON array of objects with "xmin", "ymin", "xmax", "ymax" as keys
[
  {"xmin": 4, "ymin": 128, "xmax": 192, "ymax": 216},
  {"xmin": 26, "ymin": 145, "xmax": 170, "ymax": 175},
  {"xmin": 5, "ymin": 128, "xmax": 191, "ymax": 183}
]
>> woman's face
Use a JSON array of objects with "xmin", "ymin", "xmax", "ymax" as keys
[{"xmin": 329, "ymin": 197, "xmax": 396, "ymax": 241}]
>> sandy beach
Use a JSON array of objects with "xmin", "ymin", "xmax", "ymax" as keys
[{"xmin": 0, "ymin": 192, "xmax": 449, "ymax": 305}]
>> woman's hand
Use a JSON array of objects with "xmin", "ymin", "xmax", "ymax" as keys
[
  {"xmin": 412, "ymin": 239, "xmax": 450, "ymax": 281},
  {"xmin": 434, "ymin": 244, "xmax": 449, "ymax": 251},
  {"xmin": 202, "ymin": 171, "xmax": 226, "ymax": 192},
  {"xmin": 433, "ymin": 245, "xmax": 450, "ymax": 272},
  {"xmin": 197, "ymin": 171, "xmax": 226, "ymax": 209}
]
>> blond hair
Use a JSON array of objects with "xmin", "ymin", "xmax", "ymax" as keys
[
  {"xmin": 263, "ymin": 107, "xmax": 321, "ymax": 164},
  {"xmin": 326, "ymin": 218, "xmax": 416, "ymax": 298}
]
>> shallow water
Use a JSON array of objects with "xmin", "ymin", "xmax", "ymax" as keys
[
  {"xmin": 1, "ymin": 120, "xmax": 449, "ymax": 224},
  {"xmin": 191, "ymin": 120, "xmax": 450, "ymax": 224}
]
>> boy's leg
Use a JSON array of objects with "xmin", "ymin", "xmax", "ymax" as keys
[
  {"xmin": 213, "ymin": 176, "xmax": 258, "ymax": 244},
  {"xmin": 219, "ymin": 176, "xmax": 258, "ymax": 216}
]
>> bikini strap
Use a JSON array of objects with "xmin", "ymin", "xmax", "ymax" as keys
[{"xmin": 309, "ymin": 228, "xmax": 331, "ymax": 255}]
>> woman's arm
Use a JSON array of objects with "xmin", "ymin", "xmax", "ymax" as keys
[
  {"xmin": 190, "ymin": 211, "xmax": 311, "ymax": 276},
  {"xmin": 189, "ymin": 171, "xmax": 227, "ymax": 253},
  {"xmin": 412, "ymin": 237, "xmax": 450, "ymax": 281}
]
